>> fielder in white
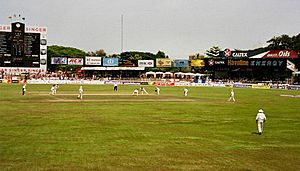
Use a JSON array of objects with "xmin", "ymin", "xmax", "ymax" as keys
[
  {"xmin": 22, "ymin": 84, "xmax": 27, "ymax": 95},
  {"xmin": 155, "ymin": 86, "xmax": 160, "ymax": 95},
  {"xmin": 256, "ymin": 109, "xmax": 266, "ymax": 135},
  {"xmin": 183, "ymin": 87, "xmax": 188, "ymax": 96},
  {"xmin": 78, "ymin": 86, "xmax": 83, "ymax": 100},
  {"xmin": 140, "ymin": 87, "xmax": 149, "ymax": 95},
  {"xmin": 132, "ymin": 88, "xmax": 139, "ymax": 96},
  {"xmin": 228, "ymin": 89, "xmax": 235, "ymax": 102},
  {"xmin": 54, "ymin": 84, "xmax": 59, "ymax": 94},
  {"xmin": 50, "ymin": 85, "xmax": 56, "ymax": 95}
]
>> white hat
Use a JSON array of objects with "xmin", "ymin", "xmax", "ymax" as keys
[{"xmin": 258, "ymin": 109, "xmax": 264, "ymax": 113}]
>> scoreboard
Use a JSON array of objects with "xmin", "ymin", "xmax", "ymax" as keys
[{"xmin": 0, "ymin": 22, "xmax": 47, "ymax": 73}]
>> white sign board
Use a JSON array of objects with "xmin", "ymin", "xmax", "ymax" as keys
[
  {"xmin": 85, "ymin": 57, "xmax": 102, "ymax": 65},
  {"xmin": 138, "ymin": 60, "xmax": 154, "ymax": 67}
]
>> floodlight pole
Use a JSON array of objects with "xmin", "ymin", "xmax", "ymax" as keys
[{"xmin": 121, "ymin": 14, "xmax": 124, "ymax": 53}]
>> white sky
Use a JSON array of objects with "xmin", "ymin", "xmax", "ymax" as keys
[{"xmin": 1, "ymin": 0, "xmax": 300, "ymax": 59}]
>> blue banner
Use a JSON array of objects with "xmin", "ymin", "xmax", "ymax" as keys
[
  {"xmin": 103, "ymin": 58, "xmax": 119, "ymax": 66},
  {"xmin": 173, "ymin": 59, "xmax": 189, "ymax": 67}
]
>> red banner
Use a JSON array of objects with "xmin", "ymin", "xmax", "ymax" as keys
[{"xmin": 263, "ymin": 50, "xmax": 298, "ymax": 58}]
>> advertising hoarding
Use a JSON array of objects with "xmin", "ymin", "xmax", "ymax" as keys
[
  {"xmin": 103, "ymin": 58, "xmax": 119, "ymax": 66},
  {"xmin": 173, "ymin": 59, "xmax": 189, "ymax": 68},
  {"xmin": 263, "ymin": 50, "xmax": 298, "ymax": 59},
  {"xmin": 68, "ymin": 58, "xmax": 83, "ymax": 65},
  {"xmin": 138, "ymin": 60, "xmax": 154, "ymax": 67},
  {"xmin": 85, "ymin": 56, "xmax": 102, "ymax": 65},
  {"xmin": 51, "ymin": 57, "xmax": 68, "ymax": 64},
  {"xmin": 156, "ymin": 58, "xmax": 172, "ymax": 67},
  {"xmin": 191, "ymin": 60, "xmax": 205, "ymax": 67},
  {"xmin": 249, "ymin": 59, "xmax": 286, "ymax": 67},
  {"xmin": 206, "ymin": 59, "xmax": 227, "ymax": 67},
  {"xmin": 228, "ymin": 60, "xmax": 249, "ymax": 66},
  {"xmin": 222, "ymin": 48, "xmax": 249, "ymax": 58}
]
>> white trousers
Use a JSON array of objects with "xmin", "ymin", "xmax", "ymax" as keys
[
  {"xmin": 78, "ymin": 93, "xmax": 83, "ymax": 99},
  {"xmin": 257, "ymin": 121, "xmax": 264, "ymax": 133},
  {"xmin": 228, "ymin": 96, "xmax": 235, "ymax": 102}
]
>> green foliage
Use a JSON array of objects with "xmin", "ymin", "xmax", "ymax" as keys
[
  {"xmin": 205, "ymin": 46, "xmax": 220, "ymax": 58},
  {"xmin": 87, "ymin": 49, "xmax": 107, "ymax": 57},
  {"xmin": 267, "ymin": 33, "xmax": 300, "ymax": 51},
  {"xmin": 156, "ymin": 50, "xmax": 167, "ymax": 58},
  {"xmin": 47, "ymin": 45, "xmax": 86, "ymax": 57}
]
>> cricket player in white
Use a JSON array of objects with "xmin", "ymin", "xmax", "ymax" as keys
[
  {"xmin": 78, "ymin": 86, "xmax": 83, "ymax": 100},
  {"xmin": 183, "ymin": 87, "xmax": 188, "ymax": 96},
  {"xmin": 256, "ymin": 109, "xmax": 266, "ymax": 135},
  {"xmin": 22, "ymin": 84, "xmax": 26, "ymax": 95},
  {"xmin": 228, "ymin": 89, "xmax": 235, "ymax": 102},
  {"xmin": 54, "ymin": 84, "xmax": 59, "ymax": 94},
  {"xmin": 50, "ymin": 85, "xmax": 56, "ymax": 95},
  {"xmin": 132, "ymin": 88, "xmax": 139, "ymax": 96},
  {"xmin": 114, "ymin": 83, "xmax": 118, "ymax": 91},
  {"xmin": 140, "ymin": 87, "xmax": 149, "ymax": 95},
  {"xmin": 155, "ymin": 86, "xmax": 160, "ymax": 95}
]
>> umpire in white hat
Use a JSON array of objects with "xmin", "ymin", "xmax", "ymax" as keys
[{"xmin": 256, "ymin": 109, "xmax": 267, "ymax": 135}]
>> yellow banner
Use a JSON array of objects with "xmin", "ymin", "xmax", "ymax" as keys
[
  {"xmin": 252, "ymin": 84, "xmax": 271, "ymax": 89},
  {"xmin": 191, "ymin": 60, "xmax": 205, "ymax": 67},
  {"xmin": 156, "ymin": 58, "xmax": 172, "ymax": 67}
]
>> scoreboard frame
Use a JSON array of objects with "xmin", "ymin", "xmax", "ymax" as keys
[{"xmin": 0, "ymin": 22, "xmax": 47, "ymax": 74}]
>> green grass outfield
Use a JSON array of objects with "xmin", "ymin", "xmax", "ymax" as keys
[{"xmin": 0, "ymin": 84, "xmax": 299, "ymax": 170}]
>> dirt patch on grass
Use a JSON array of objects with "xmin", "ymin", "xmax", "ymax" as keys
[
  {"xmin": 47, "ymin": 99, "xmax": 196, "ymax": 102},
  {"xmin": 280, "ymin": 94, "xmax": 300, "ymax": 98}
]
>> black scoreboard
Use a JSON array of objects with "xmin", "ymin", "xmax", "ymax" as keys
[{"xmin": 0, "ymin": 22, "xmax": 40, "ymax": 67}]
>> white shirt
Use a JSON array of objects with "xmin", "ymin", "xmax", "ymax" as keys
[
  {"xmin": 256, "ymin": 112, "xmax": 266, "ymax": 122},
  {"xmin": 79, "ymin": 87, "xmax": 83, "ymax": 93}
]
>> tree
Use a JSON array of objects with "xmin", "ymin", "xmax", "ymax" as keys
[
  {"xmin": 95, "ymin": 49, "xmax": 106, "ymax": 57},
  {"xmin": 87, "ymin": 49, "xmax": 106, "ymax": 57},
  {"xmin": 205, "ymin": 46, "xmax": 220, "ymax": 58},
  {"xmin": 291, "ymin": 33, "xmax": 300, "ymax": 52},
  {"xmin": 267, "ymin": 34, "xmax": 293, "ymax": 50},
  {"xmin": 156, "ymin": 51, "xmax": 166, "ymax": 58}
]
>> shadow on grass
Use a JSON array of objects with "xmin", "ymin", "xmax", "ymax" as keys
[{"xmin": 251, "ymin": 132, "xmax": 260, "ymax": 135}]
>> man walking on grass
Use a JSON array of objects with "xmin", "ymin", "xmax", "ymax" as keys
[
  {"xmin": 256, "ymin": 109, "xmax": 266, "ymax": 135},
  {"xmin": 228, "ymin": 89, "xmax": 235, "ymax": 102},
  {"xmin": 22, "ymin": 84, "xmax": 26, "ymax": 95},
  {"xmin": 78, "ymin": 85, "xmax": 83, "ymax": 100}
]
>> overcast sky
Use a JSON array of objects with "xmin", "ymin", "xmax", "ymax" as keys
[{"xmin": 1, "ymin": 0, "xmax": 300, "ymax": 59}]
